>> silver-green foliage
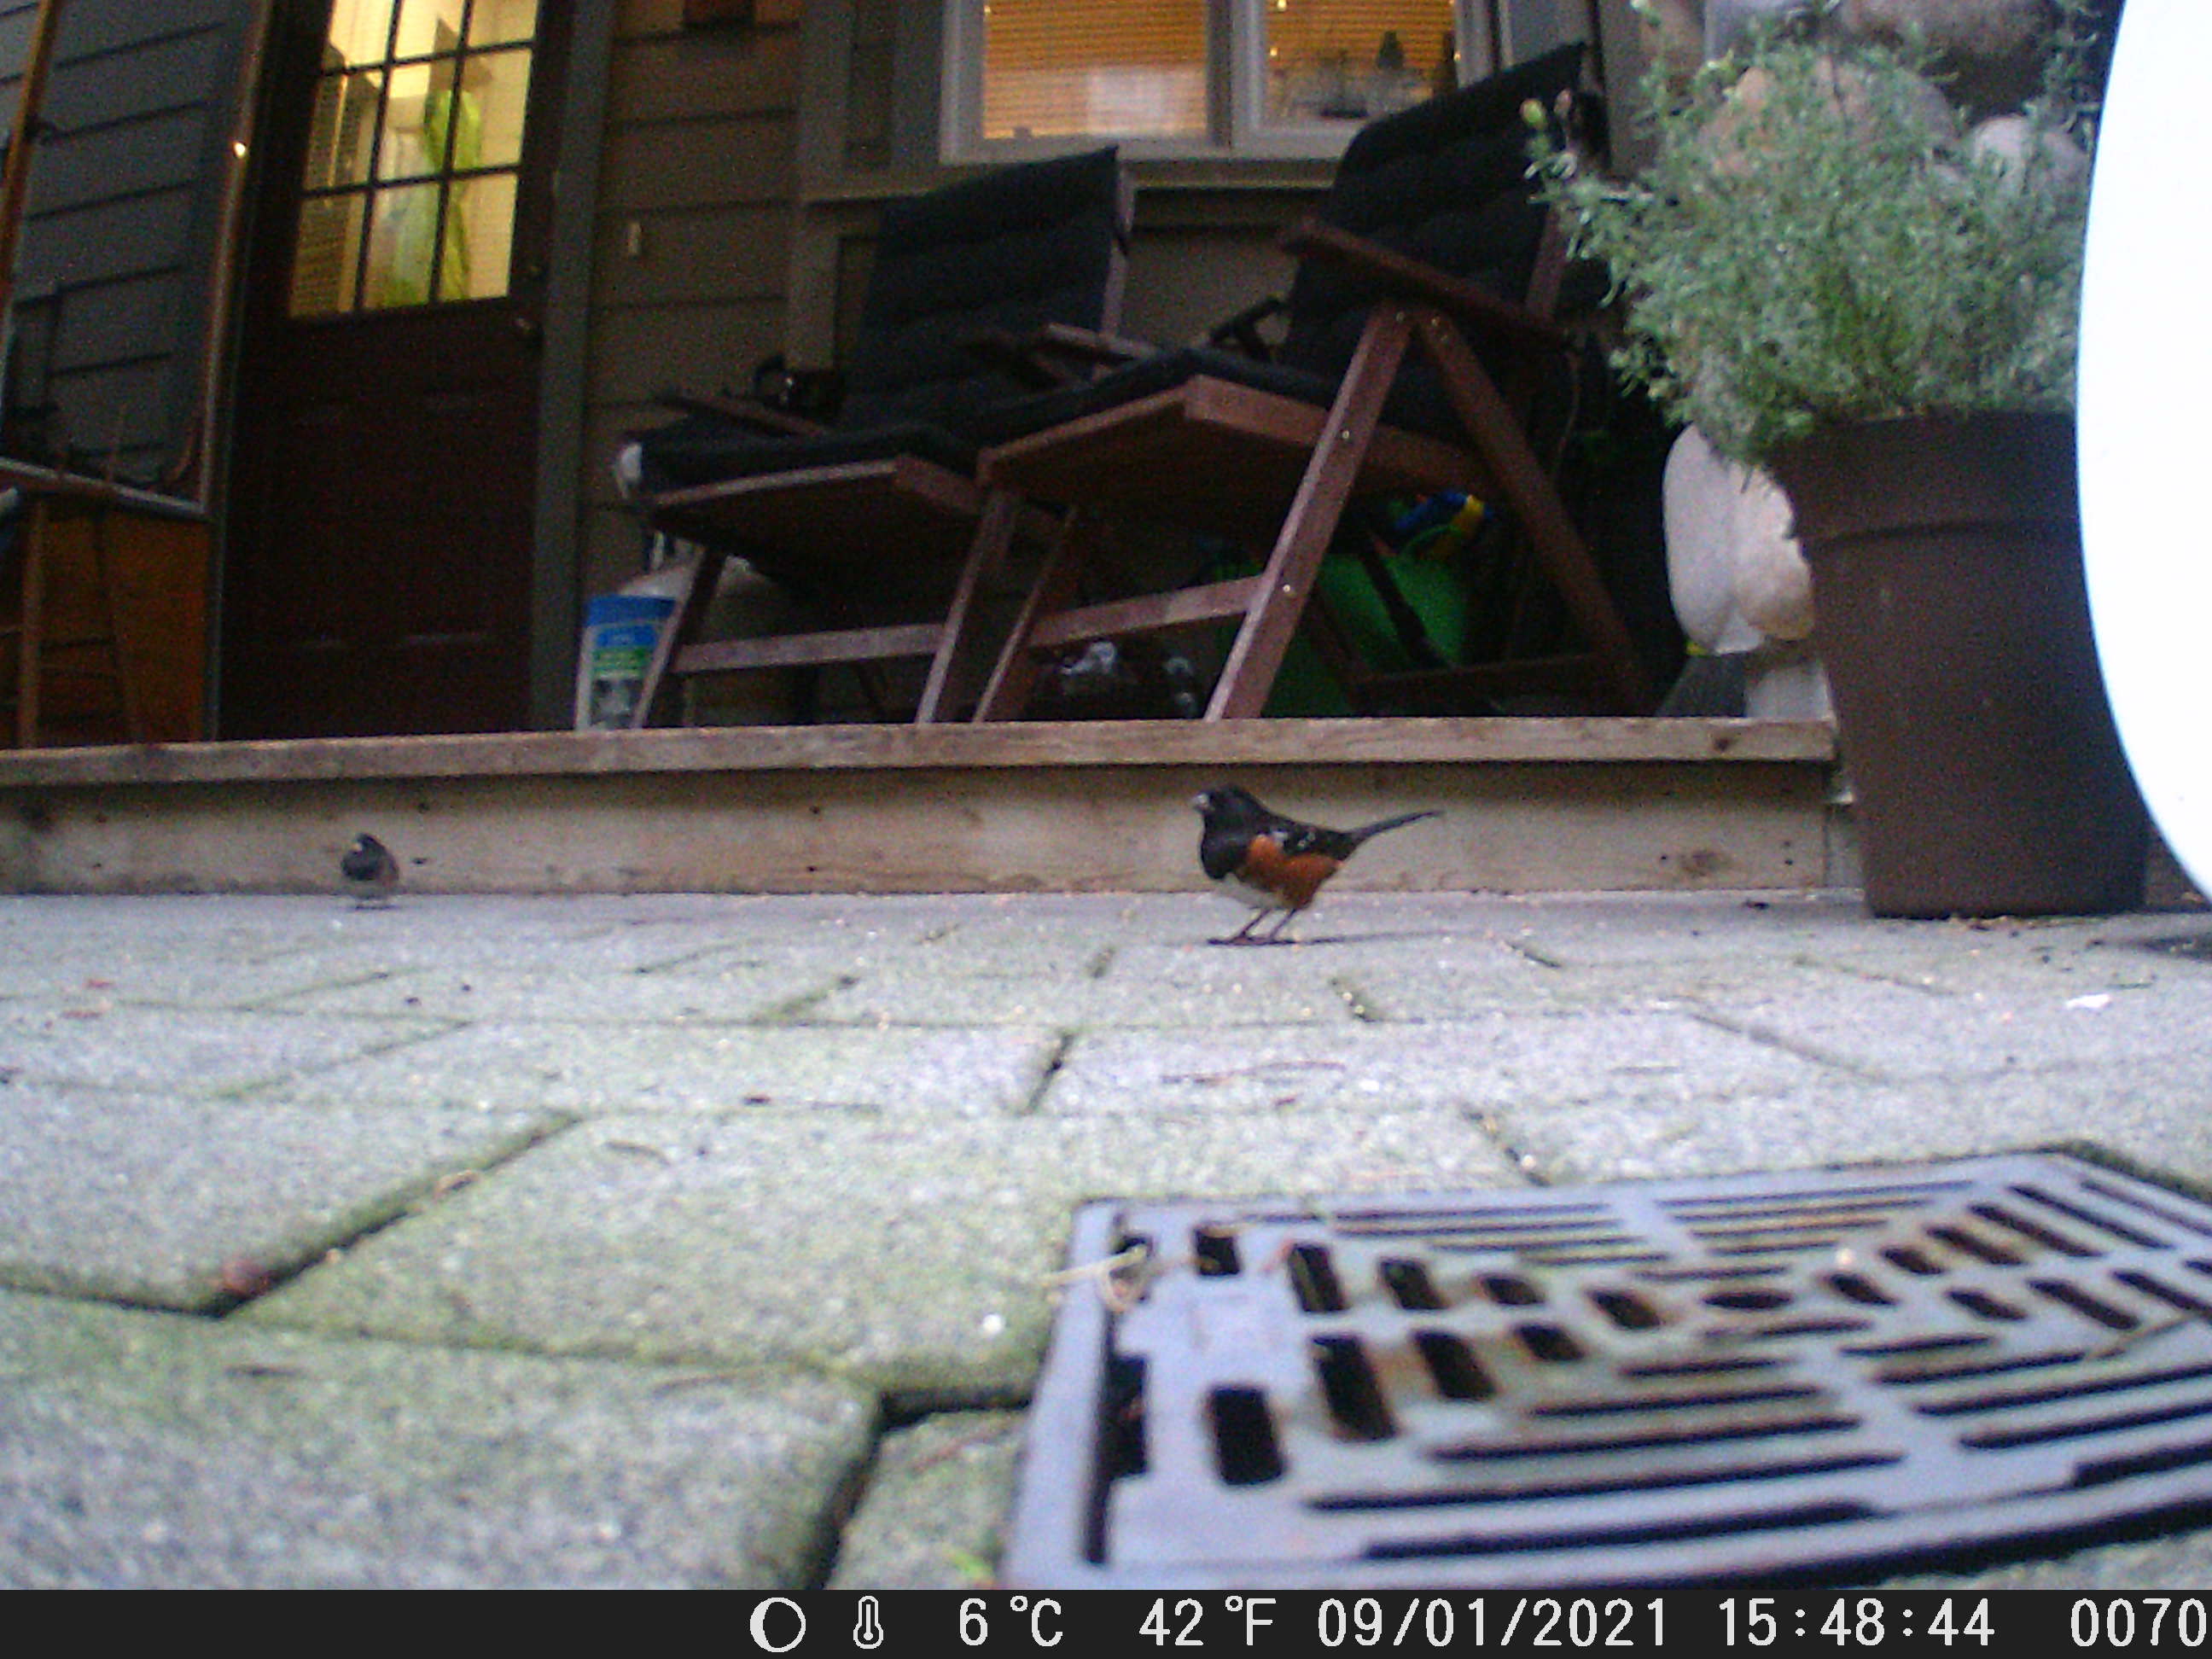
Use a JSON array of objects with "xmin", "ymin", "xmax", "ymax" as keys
[{"xmin": 1534, "ymin": 20, "xmax": 2093, "ymax": 464}]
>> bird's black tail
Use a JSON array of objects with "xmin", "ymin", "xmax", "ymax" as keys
[{"xmin": 1345, "ymin": 809, "xmax": 1440, "ymax": 849}]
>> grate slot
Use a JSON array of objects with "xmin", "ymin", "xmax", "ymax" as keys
[
  {"xmin": 1963, "ymin": 1395, "xmax": 2212, "ymax": 1453},
  {"xmin": 1360, "ymin": 1500, "xmax": 1876, "ymax": 1563},
  {"xmin": 1702, "ymin": 1231, "xmax": 1861, "ymax": 1256},
  {"xmin": 1516, "ymin": 1323, "xmax": 1584, "ymax": 1363},
  {"xmin": 1912, "ymin": 1359, "xmax": 2212, "ymax": 1420},
  {"xmin": 1873, "ymin": 1347, "xmax": 2093, "ymax": 1388},
  {"xmin": 1530, "ymin": 1382, "xmax": 1825, "ymax": 1419},
  {"xmin": 1842, "ymin": 1333, "xmax": 1994, "ymax": 1359},
  {"xmin": 1210, "ymin": 1386, "xmax": 1286, "ymax": 1485},
  {"xmin": 1705, "ymin": 1287, "xmax": 1794, "ymax": 1311},
  {"xmin": 1668, "ymin": 1179, "xmax": 1968, "ymax": 1216},
  {"xmin": 1519, "ymin": 1246, "xmax": 1672, "ymax": 1267},
  {"xmin": 1084, "ymin": 1352, "xmax": 1149, "ymax": 1564},
  {"xmin": 1193, "ymin": 1226, "xmax": 1242, "ymax": 1277},
  {"xmin": 2116, "ymin": 1269, "xmax": 2212, "ymax": 1319},
  {"xmin": 1589, "ymin": 1289, "xmax": 1664, "ymax": 1330},
  {"xmin": 1367, "ymin": 1216, "xmax": 1610, "ymax": 1239},
  {"xmin": 1714, "ymin": 1318, "xmax": 1873, "ymax": 1342},
  {"xmin": 1412, "ymin": 1330, "xmax": 1494, "ymax": 1400},
  {"xmin": 1620, "ymin": 1355, "xmax": 1780, "ymax": 1380},
  {"xmin": 1313, "ymin": 1337, "xmax": 1397, "ymax": 1441},
  {"xmin": 2030, "ymin": 1278, "xmax": 2141, "ymax": 1331},
  {"xmin": 1971, "ymin": 1201, "xmax": 2098, "ymax": 1257},
  {"xmin": 1929, "ymin": 1224, "xmax": 2023, "ymax": 1266},
  {"xmin": 2012, "ymin": 1184, "xmax": 2168, "ymax": 1249},
  {"xmin": 1313, "ymin": 1451, "xmax": 1900, "ymax": 1512},
  {"xmin": 2080, "ymin": 1176, "xmax": 2212, "ymax": 1243},
  {"xmin": 1435, "ymin": 1410, "xmax": 1861, "ymax": 1461},
  {"xmin": 1483, "ymin": 1274, "xmax": 1545, "ymax": 1307},
  {"xmin": 1687, "ymin": 1213, "xmax": 1891, "ymax": 1237},
  {"xmin": 1826, "ymin": 1272, "xmax": 1898, "ymax": 1306},
  {"xmin": 1288, "ymin": 1243, "xmax": 1348, "ymax": 1313},
  {"xmin": 2078, "ymin": 1433, "xmax": 2212, "ymax": 1488},
  {"xmin": 1406, "ymin": 1214, "xmax": 1629, "ymax": 1234},
  {"xmin": 1380, "ymin": 1258, "xmax": 1447, "ymax": 1310},
  {"xmin": 1947, "ymin": 1288, "xmax": 2029, "ymax": 1322}
]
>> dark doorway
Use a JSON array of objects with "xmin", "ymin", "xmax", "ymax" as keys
[{"xmin": 221, "ymin": 0, "xmax": 569, "ymax": 737}]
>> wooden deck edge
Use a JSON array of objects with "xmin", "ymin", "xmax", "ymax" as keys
[
  {"xmin": 0, "ymin": 719, "xmax": 1849, "ymax": 897},
  {"xmin": 0, "ymin": 716, "xmax": 1837, "ymax": 789}
]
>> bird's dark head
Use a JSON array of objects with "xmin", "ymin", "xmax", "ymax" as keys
[
  {"xmin": 352, "ymin": 833, "xmax": 387, "ymax": 857},
  {"xmin": 1191, "ymin": 785, "xmax": 1261, "ymax": 825}
]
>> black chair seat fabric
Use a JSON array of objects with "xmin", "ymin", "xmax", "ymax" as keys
[
  {"xmin": 638, "ymin": 416, "xmax": 975, "ymax": 495},
  {"xmin": 969, "ymin": 343, "xmax": 1396, "ymax": 442},
  {"xmin": 632, "ymin": 146, "xmax": 1124, "ymax": 498},
  {"xmin": 975, "ymin": 46, "xmax": 1586, "ymax": 454},
  {"xmin": 969, "ymin": 343, "xmax": 1429, "ymax": 447}
]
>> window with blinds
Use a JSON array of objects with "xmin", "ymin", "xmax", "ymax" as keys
[
  {"xmin": 1260, "ymin": 0, "xmax": 1461, "ymax": 126},
  {"xmin": 947, "ymin": 1, "xmax": 1534, "ymax": 158},
  {"xmin": 979, "ymin": 0, "xmax": 1209, "ymax": 141}
]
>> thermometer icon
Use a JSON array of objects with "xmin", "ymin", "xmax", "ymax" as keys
[{"xmin": 853, "ymin": 1595, "xmax": 885, "ymax": 1650}]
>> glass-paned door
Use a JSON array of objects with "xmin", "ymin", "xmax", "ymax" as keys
[{"xmin": 221, "ymin": 0, "xmax": 568, "ymax": 738}]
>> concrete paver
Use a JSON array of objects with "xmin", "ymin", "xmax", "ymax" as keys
[
  {"xmin": 1044, "ymin": 1009, "xmax": 1838, "ymax": 1115},
  {"xmin": 0, "ymin": 887, "xmax": 2207, "ymax": 1588},
  {"xmin": 243, "ymin": 1105, "xmax": 1524, "ymax": 1400},
  {"xmin": 0, "ymin": 1089, "xmax": 556, "ymax": 1310},
  {"xmin": 829, "ymin": 1411, "xmax": 1023, "ymax": 1591},
  {"xmin": 0, "ymin": 1289, "xmax": 870, "ymax": 1588},
  {"xmin": 251, "ymin": 1019, "xmax": 1065, "ymax": 1115},
  {"xmin": 0, "ymin": 1002, "xmax": 450, "ymax": 1097}
]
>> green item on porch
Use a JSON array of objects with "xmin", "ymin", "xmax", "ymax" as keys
[{"xmin": 1208, "ymin": 536, "xmax": 1474, "ymax": 717}]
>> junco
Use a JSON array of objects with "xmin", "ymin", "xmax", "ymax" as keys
[
  {"xmin": 1193, "ymin": 785, "xmax": 1437, "ymax": 944},
  {"xmin": 341, "ymin": 833, "xmax": 399, "ymax": 907}
]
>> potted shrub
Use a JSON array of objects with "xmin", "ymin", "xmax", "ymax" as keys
[{"xmin": 1534, "ymin": 1, "xmax": 2148, "ymax": 917}]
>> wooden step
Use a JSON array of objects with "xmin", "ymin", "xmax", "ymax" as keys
[{"xmin": 0, "ymin": 717, "xmax": 1844, "ymax": 895}]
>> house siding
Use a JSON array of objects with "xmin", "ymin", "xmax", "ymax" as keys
[
  {"xmin": 577, "ymin": 0, "xmax": 801, "ymax": 602},
  {"xmin": 0, "ymin": 0, "xmax": 253, "ymax": 492}
]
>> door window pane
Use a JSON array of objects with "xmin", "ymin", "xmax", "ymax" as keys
[
  {"xmin": 377, "ymin": 61, "xmax": 456, "ymax": 179},
  {"xmin": 449, "ymin": 172, "xmax": 518, "ymax": 300},
  {"xmin": 301, "ymin": 66, "xmax": 381, "ymax": 189},
  {"xmin": 980, "ymin": 0, "xmax": 1208, "ymax": 141},
  {"xmin": 366, "ymin": 179, "xmax": 446, "ymax": 307},
  {"xmin": 393, "ymin": 0, "xmax": 465, "ymax": 60},
  {"xmin": 291, "ymin": 192, "xmax": 367, "ymax": 314},
  {"xmin": 469, "ymin": 0, "xmax": 538, "ymax": 47},
  {"xmin": 460, "ymin": 44, "xmax": 533, "ymax": 171},
  {"xmin": 324, "ymin": 0, "xmax": 396, "ymax": 64}
]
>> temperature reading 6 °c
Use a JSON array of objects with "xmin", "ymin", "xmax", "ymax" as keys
[{"xmin": 962, "ymin": 1596, "xmax": 1063, "ymax": 1647}]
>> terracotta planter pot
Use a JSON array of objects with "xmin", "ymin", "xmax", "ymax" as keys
[{"xmin": 1770, "ymin": 412, "xmax": 2149, "ymax": 918}]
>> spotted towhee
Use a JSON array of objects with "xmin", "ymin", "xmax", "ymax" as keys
[
  {"xmin": 341, "ymin": 833, "xmax": 399, "ymax": 908},
  {"xmin": 1193, "ymin": 785, "xmax": 1438, "ymax": 945}
]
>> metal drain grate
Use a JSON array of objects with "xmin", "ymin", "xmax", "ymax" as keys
[{"xmin": 1007, "ymin": 1154, "xmax": 2212, "ymax": 1587}]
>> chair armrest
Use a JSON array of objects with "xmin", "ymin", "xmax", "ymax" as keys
[
  {"xmin": 966, "ymin": 323, "xmax": 1158, "ymax": 387},
  {"xmin": 654, "ymin": 389, "xmax": 827, "ymax": 439},
  {"xmin": 1034, "ymin": 323, "xmax": 1155, "ymax": 366},
  {"xmin": 1205, "ymin": 296, "xmax": 1286, "ymax": 360},
  {"xmin": 1279, "ymin": 219, "xmax": 1567, "ymax": 352}
]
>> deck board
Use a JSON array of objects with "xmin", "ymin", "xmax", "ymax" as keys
[{"xmin": 0, "ymin": 718, "xmax": 1847, "ymax": 895}]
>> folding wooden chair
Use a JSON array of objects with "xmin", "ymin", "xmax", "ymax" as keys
[
  {"xmin": 966, "ymin": 48, "xmax": 1656, "ymax": 722},
  {"xmin": 627, "ymin": 147, "xmax": 1132, "ymax": 725}
]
